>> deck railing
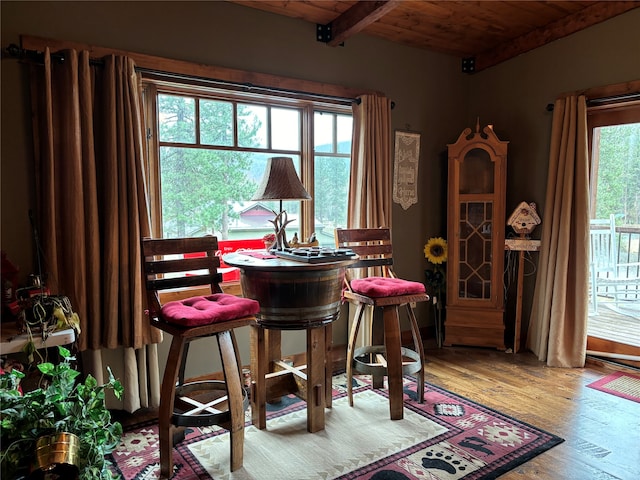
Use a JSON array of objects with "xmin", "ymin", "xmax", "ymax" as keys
[{"xmin": 614, "ymin": 224, "xmax": 640, "ymax": 301}]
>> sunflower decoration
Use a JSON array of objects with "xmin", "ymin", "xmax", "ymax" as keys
[
  {"xmin": 423, "ymin": 237, "xmax": 447, "ymax": 347},
  {"xmin": 423, "ymin": 237, "xmax": 447, "ymax": 292},
  {"xmin": 424, "ymin": 237, "xmax": 448, "ymax": 265}
]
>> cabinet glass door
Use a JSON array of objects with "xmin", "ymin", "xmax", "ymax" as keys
[
  {"xmin": 458, "ymin": 201, "xmax": 493, "ymax": 300},
  {"xmin": 457, "ymin": 147, "xmax": 495, "ymax": 301}
]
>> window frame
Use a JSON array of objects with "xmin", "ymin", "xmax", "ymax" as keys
[
  {"xmin": 142, "ymin": 79, "xmax": 353, "ymax": 246},
  {"xmin": 585, "ymin": 92, "xmax": 640, "ymax": 366}
]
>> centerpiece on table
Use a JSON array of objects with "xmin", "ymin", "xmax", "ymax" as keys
[
  {"xmin": 262, "ymin": 233, "xmax": 276, "ymax": 250},
  {"xmin": 424, "ymin": 237, "xmax": 447, "ymax": 347}
]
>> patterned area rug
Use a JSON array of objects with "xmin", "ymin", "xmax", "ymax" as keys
[
  {"xmin": 109, "ymin": 374, "xmax": 563, "ymax": 479},
  {"xmin": 587, "ymin": 371, "xmax": 640, "ymax": 403}
]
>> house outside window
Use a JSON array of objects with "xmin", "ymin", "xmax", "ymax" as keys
[{"xmin": 143, "ymin": 83, "xmax": 352, "ymax": 251}]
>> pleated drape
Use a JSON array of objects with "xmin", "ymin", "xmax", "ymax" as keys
[
  {"xmin": 31, "ymin": 48, "xmax": 161, "ymax": 410},
  {"xmin": 526, "ymin": 95, "xmax": 590, "ymax": 367},
  {"xmin": 348, "ymin": 94, "xmax": 393, "ymax": 229},
  {"xmin": 347, "ymin": 94, "xmax": 393, "ymax": 347}
]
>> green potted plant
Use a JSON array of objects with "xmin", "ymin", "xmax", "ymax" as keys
[{"xmin": 0, "ymin": 346, "xmax": 124, "ymax": 479}]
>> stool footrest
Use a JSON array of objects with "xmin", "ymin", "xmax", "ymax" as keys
[
  {"xmin": 172, "ymin": 380, "xmax": 249, "ymax": 428},
  {"xmin": 353, "ymin": 345, "xmax": 423, "ymax": 376}
]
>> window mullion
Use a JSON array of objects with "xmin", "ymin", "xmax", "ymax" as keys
[
  {"xmin": 195, "ymin": 98, "xmax": 201, "ymax": 144},
  {"xmin": 266, "ymin": 106, "xmax": 272, "ymax": 150},
  {"xmin": 233, "ymin": 102, "xmax": 239, "ymax": 147},
  {"xmin": 301, "ymin": 104, "xmax": 314, "ymax": 241}
]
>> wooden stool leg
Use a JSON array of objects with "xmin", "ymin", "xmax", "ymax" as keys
[
  {"xmin": 371, "ymin": 307, "xmax": 385, "ymax": 389},
  {"xmin": 406, "ymin": 304, "xmax": 425, "ymax": 403},
  {"xmin": 307, "ymin": 326, "xmax": 326, "ymax": 433},
  {"xmin": 324, "ymin": 323, "xmax": 333, "ymax": 408},
  {"xmin": 383, "ymin": 305, "xmax": 404, "ymax": 420},
  {"xmin": 218, "ymin": 331, "xmax": 244, "ymax": 471},
  {"xmin": 266, "ymin": 329, "xmax": 282, "ymax": 403},
  {"xmin": 250, "ymin": 325, "xmax": 267, "ymax": 430},
  {"xmin": 159, "ymin": 335, "xmax": 185, "ymax": 479},
  {"xmin": 347, "ymin": 303, "xmax": 366, "ymax": 406}
]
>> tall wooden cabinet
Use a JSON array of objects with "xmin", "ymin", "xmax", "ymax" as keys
[{"xmin": 445, "ymin": 123, "xmax": 508, "ymax": 349}]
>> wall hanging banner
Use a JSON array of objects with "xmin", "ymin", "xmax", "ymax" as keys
[{"xmin": 393, "ymin": 130, "xmax": 420, "ymax": 210}]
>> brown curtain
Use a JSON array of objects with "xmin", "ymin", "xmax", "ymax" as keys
[
  {"xmin": 31, "ymin": 48, "xmax": 161, "ymax": 410},
  {"xmin": 526, "ymin": 95, "xmax": 590, "ymax": 367},
  {"xmin": 347, "ymin": 94, "xmax": 392, "ymax": 347},
  {"xmin": 348, "ymin": 94, "xmax": 393, "ymax": 229}
]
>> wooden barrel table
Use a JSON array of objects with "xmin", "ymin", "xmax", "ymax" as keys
[{"xmin": 223, "ymin": 250, "xmax": 357, "ymax": 432}]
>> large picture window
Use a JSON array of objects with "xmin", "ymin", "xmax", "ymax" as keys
[{"xmin": 144, "ymin": 83, "xmax": 352, "ymax": 249}]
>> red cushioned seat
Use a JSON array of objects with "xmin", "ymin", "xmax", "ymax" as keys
[
  {"xmin": 350, "ymin": 277, "xmax": 426, "ymax": 298},
  {"xmin": 161, "ymin": 294, "xmax": 260, "ymax": 327}
]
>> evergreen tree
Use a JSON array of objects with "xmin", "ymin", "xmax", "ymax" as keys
[
  {"xmin": 596, "ymin": 123, "xmax": 640, "ymax": 225},
  {"xmin": 158, "ymin": 94, "xmax": 259, "ymax": 238}
]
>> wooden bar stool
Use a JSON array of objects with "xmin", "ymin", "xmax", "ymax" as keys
[
  {"xmin": 335, "ymin": 228, "xmax": 428, "ymax": 420},
  {"xmin": 142, "ymin": 236, "xmax": 259, "ymax": 479}
]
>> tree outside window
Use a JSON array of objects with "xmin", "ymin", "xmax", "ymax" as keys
[{"xmin": 152, "ymin": 90, "xmax": 352, "ymax": 246}]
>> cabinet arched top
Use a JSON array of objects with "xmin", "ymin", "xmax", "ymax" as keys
[{"xmin": 447, "ymin": 122, "xmax": 509, "ymax": 160}]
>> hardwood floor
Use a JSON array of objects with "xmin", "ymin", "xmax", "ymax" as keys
[
  {"xmin": 114, "ymin": 345, "xmax": 640, "ymax": 479},
  {"xmin": 422, "ymin": 346, "xmax": 640, "ymax": 480}
]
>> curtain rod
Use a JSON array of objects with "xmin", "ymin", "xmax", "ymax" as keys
[
  {"xmin": 2, "ymin": 43, "xmax": 105, "ymax": 66},
  {"xmin": 545, "ymin": 92, "xmax": 640, "ymax": 111},
  {"xmin": 3, "ymin": 43, "xmax": 395, "ymax": 109},
  {"xmin": 142, "ymin": 69, "xmax": 359, "ymax": 106},
  {"xmin": 144, "ymin": 70, "xmax": 395, "ymax": 108}
]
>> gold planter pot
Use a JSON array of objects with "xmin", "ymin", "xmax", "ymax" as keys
[{"xmin": 35, "ymin": 432, "xmax": 80, "ymax": 472}]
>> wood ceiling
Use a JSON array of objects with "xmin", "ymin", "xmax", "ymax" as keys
[{"xmin": 228, "ymin": 1, "xmax": 639, "ymax": 72}]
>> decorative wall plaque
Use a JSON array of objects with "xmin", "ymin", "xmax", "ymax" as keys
[{"xmin": 393, "ymin": 130, "xmax": 421, "ymax": 210}]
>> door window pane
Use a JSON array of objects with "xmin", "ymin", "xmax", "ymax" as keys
[{"xmin": 588, "ymin": 108, "xmax": 640, "ymax": 354}]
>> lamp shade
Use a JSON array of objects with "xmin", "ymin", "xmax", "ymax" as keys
[{"xmin": 252, "ymin": 157, "xmax": 312, "ymax": 202}]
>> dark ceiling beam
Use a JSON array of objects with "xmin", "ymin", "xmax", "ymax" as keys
[
  {"xmin": 473, "ymin": 1, "xmax": 640, "ymax": 73},
  {"xmin": 327, "ymin": 0, "xmax": 402, "ymax": 47}
]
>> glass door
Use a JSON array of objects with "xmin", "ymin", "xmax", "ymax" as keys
[{"xmin": 587, "ymin": 103, "xmax": 640, "ymax": 366}]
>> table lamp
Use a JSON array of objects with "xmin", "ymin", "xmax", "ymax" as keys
[{"xmin": 252, "ymin": 157, "xmax": 311, "ymax": 250}]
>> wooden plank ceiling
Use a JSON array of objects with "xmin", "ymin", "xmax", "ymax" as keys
[{"xmin": 228, "ymin": 1, "xmax": 639, "ymax": 72}]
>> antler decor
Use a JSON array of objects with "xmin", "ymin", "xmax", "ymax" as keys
[{"xmin": 269, "ymin": 210, "xmax": 295, "ymax": 251}]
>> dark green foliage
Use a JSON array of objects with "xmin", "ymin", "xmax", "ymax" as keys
[{"xmin": 595, "ymin": 124, "xmax": 640, "ymax": 224}]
